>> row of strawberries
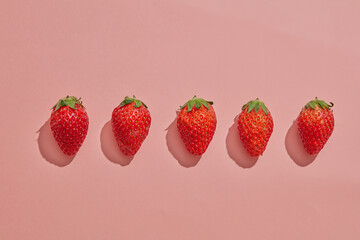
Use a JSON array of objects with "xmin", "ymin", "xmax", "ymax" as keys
[{"xmin": 50, "ymin": 95, "xmax": 334, "ymax": 157}]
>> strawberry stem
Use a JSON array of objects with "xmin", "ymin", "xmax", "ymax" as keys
[
  {"xmin": 119, "ymin": 96, "xmax": 148, "ymax": 108},
  {"xmin": 242, "ymin": 98, "xmax": 269, "ymax": 115},
  {"xmin": 305, "ymin": 97, "xmax": 334, "ymax": 110},
  {"xmin": 180, "ymin": 96, "xmax": 214, "ymax": 112},
  {"xmin": 53, "ymin": 96, "xmax": 84, "ymax": 112}
]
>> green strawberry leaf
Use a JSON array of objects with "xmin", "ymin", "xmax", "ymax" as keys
[
  {"xmin": 119, "ymin": 96, "xmax": 147, "ymax": 108},
  {"xmin": 134, "ymin": 100, "xmax": 142, "ymax": 108},
  {"xmin": 187, "ymin": 100, "xmax": 195, "ymax": 112},
  {"xmin": 248, "ymin": 101, "xmax": 257, "ymax": 113},
  {"xmin": 142, "ymin": 102, "xmax": 148, "ymax": 109},
  {"xmin": 305, "ymin": 98, "xmax": 334, "ymax": 111},
  {"xmin": 68, "ymin": 101, "xmax": 76, "ymax": 110},
  {"xmin": 309, "ymin": 102, "xmax": 316, "ymax": 110},
  {"xmin": 242, "ymin": 103, "xmax": 248, "ymax": 110},
  {"xmin": 181, "ymin": 96, "xmax": 214, "ymax": 112},
  {"xmin": 55, "ymin": 102, "xmax": 61, "ymax": 111},
  {"xmin": 52, "ymin": 96, "xmax": 84, "ymax": 112},
  {"xmin": 242, "ymin": 98, "xmax": 269, "ymax": 115},
  {"xmin": 120, "ymin": 99, "xmax": 133, "ymax": 107},
  {"xmin": 255, "ymin": 104, "xmax": 259, "ymax": 113},
  {"xmin": 195, "ymin": 101, "xmax": 201, "ymax": 109},
  {"xmin": 199, "ymin": 99, "xmax": 209, "ymax": 109},
  {"xmin": 260, "ymin": 102, "xmax": 267, "ymax": 114},
  {"xmin": 180, "ymin": 102, "xmax": 187, "ymax": 109}
]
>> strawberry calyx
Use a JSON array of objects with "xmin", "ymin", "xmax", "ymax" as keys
[
  {"xmin": 242, "ymin": 98, "xmax": 269, "ymax": 115},
  {"xmin": 119, "ymin": 95, "xmax": 148, "ymax": 108},
  {"xmin": 305, "ymin": 97, "xmax": 334, "ymax": 110},
  {"xmin": 180, "ymin": 95, "xmax": 213, "ymax": 113},
  {"xmin": 53, "ymin": 96, "xmax": 84, "ymax": 112}
]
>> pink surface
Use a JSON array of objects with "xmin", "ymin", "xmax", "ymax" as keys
[{"xmin": 1, "ymin": 0, "xmax": 360, "ymax": 239}]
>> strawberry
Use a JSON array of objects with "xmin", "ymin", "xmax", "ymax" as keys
[
  {"xmin": 50, "ymin": 96, "xmax": 89, "ymax": 156},
  {"xmin": 297, "ymin": 97, "xmax": 334, "ymax": 155},
  {"xmin": 177, "ymin": 96, "xmax": 217, "ymax": 155},
  {"xmin": 237, "ymin": 98, "xmax": 274, "ymax": 157},
  {"xmin": 111, "ymin": 96, "xmax": 151, "ymax": 156}
]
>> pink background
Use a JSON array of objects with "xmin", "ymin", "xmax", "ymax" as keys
[{"xmin": 1, "ymin": 0, "xmax": 360, "ymax": 239}]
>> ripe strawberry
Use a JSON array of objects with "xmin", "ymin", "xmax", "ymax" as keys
[
  {"xmin": 50, "ymin": 96, "xmax": 89, "ymax": 156},
  {"xmin": 237, "ymin": 98, "xmax": 274, "ymax": 157},
  {"xmin": 177, "ymin": 96, "xmax": 217, "ymax": 155},
  {"xmin": 297, "ymin": 97, "xmax": 334, "ymax": 155},
  {"xmin": 111, "ymin": 96, "xmax": 151, "ymax": 156}
]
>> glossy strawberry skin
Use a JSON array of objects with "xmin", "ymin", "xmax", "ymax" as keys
[
  {"xmin": 237, "ymin": 105, "xmax": 273, "ymax": 157},
  {"xmin": 50, "ymin": 104, "xmax": 89, "ymax": 156},
  {"xmin": 111, "ymin": 102, "xmax": 151, "ymax": 156},
  {"xmin": 177, "ymin": 104, "xmax": 217, "ymax": 155},
  {"xmin": 297, "ymin": 105, "xmax": 334, "ymax": 155}
]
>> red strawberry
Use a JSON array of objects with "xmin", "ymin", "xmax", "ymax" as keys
[
  {"xmin": 50, "ymin": 96, "xmax": 89, "ymax": 156},
  {"xmin": 111, "ymin": 96, "xmax": 151, "ymax": 156},
  {"xmin": 297, "ymin": 97, "xmax": 334, "ymax": 155},
  {"xmin": 237, "ymin": 98, "xmax": 274, "ymax": 157},
  {"xmin": 177, "ymin": 96, "xmax": 217, "ymax": 155}
]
